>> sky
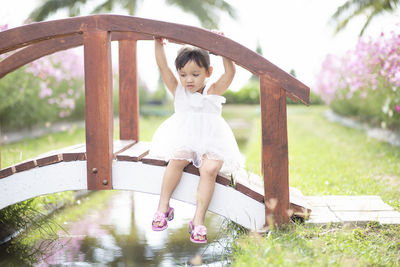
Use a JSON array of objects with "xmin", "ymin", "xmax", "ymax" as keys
[{"xmin": 1, "ymin": 0, "xmax": 399, "ymax": 92}]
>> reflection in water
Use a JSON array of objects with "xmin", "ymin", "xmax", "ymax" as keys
[
  {"xmin": 0, "ymin": 204, "xmax": 70, "ymax": 266},
  {"xmin": 33, "ymin": 191, "xmax": 232, "ymax": 266}
]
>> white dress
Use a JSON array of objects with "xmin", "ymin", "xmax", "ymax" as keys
[{"xmin": 149, "ymin": 83, "xmax": 244, "ymax": 175}]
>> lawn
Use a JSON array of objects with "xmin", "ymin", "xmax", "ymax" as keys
[
  {"xmin": 1, "ymin": 105, "xmax": 399, "ymax": 266},
  {"xmin": 235, "ymin": 105, "xmax": 400, "ymax": 267}
]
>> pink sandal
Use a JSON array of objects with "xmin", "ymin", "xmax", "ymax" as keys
[
  {"xmin": 188, "ymin": 221, "xmax": 207, "ymax": 244},
  {"xmin": 152, "ymin": 207, "xmax": 174, "ymax": 231}
]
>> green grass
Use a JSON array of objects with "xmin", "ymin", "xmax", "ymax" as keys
[
  {"xmin": 222, "ymin": 104, "xmax": 260, "ymax": 121},
  {"xmin": 2, "ymin": 124, "xmax": 86, "ymax": 168},
  {"xmin": 236, "ymin": 105, "xmax": 400, "ymax": 266},
  {"xmin": 232, "ymin": 223, "xmax": 400, "ymax": 266}
]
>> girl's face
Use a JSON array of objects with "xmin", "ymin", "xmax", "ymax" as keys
[{"xmin": 178, "ymin": 60, "xmax": 212, "ymax": 93}]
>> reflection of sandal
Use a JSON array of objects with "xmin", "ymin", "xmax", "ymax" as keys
[
  {"xmin": 188, "ymin": 221, "xmax": 207, "ymax": 244},
  {"xmin": 152, "ymin": 207, "xmax": 174, "ymax": 231}
]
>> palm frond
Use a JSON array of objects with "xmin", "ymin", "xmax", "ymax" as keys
[
  {"xmin": 92, "ymin": 0, "xmax": 115, "ymax": 14},
  {"xmin": 166, "ymin": 0, "xmax": 236, "ymax": 28},
  {"xmin": 121, "ymin": 0, "xmax": 139, "ymax": 15},
  {"xmin": 331, "ymin": 0, "xmax": 355, "ymax": 19},
  {"xmin": 29, "ymin": 0, "xmax": 87, "ymax": 21},
  {"xmin": 381, "ymin": 0, "xmax": 398, "ymax": 11},
  {"xmin": 359, "ymin": 9, "xmax": 378, "ymax": 36},
  {"xmin": 29, "ymin": 0, "xmax": 236, "ymax": 28},
  {"xmin": 332, "ymin": 1, "xmax": 371, "ymax": 34},
  {"xmin": 208, "ymin": 0, "xmax": 237, "ymax": 19},
  {"xmin": 331, "ymin": 0, "xmax": 399, "ymax": 35}
]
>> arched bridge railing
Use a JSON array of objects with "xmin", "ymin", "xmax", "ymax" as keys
[{"xmin": 0, "ymin": 15, "xmax": 310, "ymax": 226}]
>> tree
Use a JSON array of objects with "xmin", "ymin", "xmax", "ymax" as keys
[
  {"xmin": 29, "ymin": 0, "xmax": 237, "ymax": 28},
  {"xmin": 331, "ymin": 0, "xmax": 399, "ymax": 36}
]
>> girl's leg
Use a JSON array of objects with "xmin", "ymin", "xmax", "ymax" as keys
[
  {"xmin": 192, "ymin": 157, "xmax": 223, "ymax": 236},
  {"xmin": 156, "ymin": 159, "xmax": 190, "ymax": 217}
]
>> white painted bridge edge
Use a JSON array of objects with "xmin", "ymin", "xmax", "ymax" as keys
[{"xmin": 0, "ymin": 161, "xmax": 266, "ymax": 231}]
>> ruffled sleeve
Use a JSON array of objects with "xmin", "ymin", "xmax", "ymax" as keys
[{"xmin": 202, "ymin": 84, "xmax": 226, "ymax": 107}]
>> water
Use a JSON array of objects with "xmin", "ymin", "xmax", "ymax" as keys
[{"xmin": 1, "ymin": 191, "xmax": 233, "ymax": 266}]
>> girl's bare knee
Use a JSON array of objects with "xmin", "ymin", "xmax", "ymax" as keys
[{"xmin": 200, "ymin": 162, "xmax": 222, "ymax": 179}]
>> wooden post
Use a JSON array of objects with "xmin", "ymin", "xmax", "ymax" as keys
[
  {"xmin": 119, "ymin": 40, "xmax": 139, "ymax": 141},
  {"xmin": 83, "ymin": 30, "xmax": 113, "ymax": 190},
  {"xmin": 260, "ymin": 75, "xmax": 290, "ymax": 226}
]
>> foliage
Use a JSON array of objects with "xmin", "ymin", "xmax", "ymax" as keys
[
  {"xmin": 0, "ymin": 31, "xmax": 84, "ymax": 130},
  {"xmin": 316, "ymin": 29, "xmax": 400, "ymax": 130},
  {"xmin": 331, "ymin": 0, "xmax": 399, "ymax": 36},
  {"xmin": 287, "ymin": 90, "xmax": 324, "ymax": 105},
  {"xmin": 223, "ymin": 81, "xmax": 260, "ymax": 105},
  {"xmin": 0, "ymin": 22, "xmax": 165, "ymax": 131},
  {"xmin": 29, "ymin": 0, "xmax": 236, "ymax": 29},
  {"xmin": 0, "ymin": 192, "xmax": 75, "ymax": 236},
  {"xmin": 150, "ymin": 76, "xmax": 170, "ymax": 104},
  {"xmin": 0, "ymin": 192, "xmax": 75, "ymax": 265},
  {"xmin": 224, "ymin": 81, "xmax": 323, "ymax": 105}
]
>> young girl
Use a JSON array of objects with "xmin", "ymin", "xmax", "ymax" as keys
[{"xmin": 150, "ymin": 35, "xmax": 243, "ymax": 243}]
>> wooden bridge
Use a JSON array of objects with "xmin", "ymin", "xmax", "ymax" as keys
[{"xmin": 0, "ymin": 15, "xmax": 311, "ymax": 231}]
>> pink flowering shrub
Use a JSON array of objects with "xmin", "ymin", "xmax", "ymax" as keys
[
  {"xmin": 316, "ymin": 29, "xmax": 400, "ymax": 130},
  {"xmin": 0, "ymin": 24, "xmax": 84, "ymax": 129},
  {"xmin": 25, "ymin": 50, "xmax": 84, "ymax": 117}
]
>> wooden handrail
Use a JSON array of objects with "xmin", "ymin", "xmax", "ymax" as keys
[{"xmin": 0, "ymin": 15, "xmax": 309, "ymax": 104}]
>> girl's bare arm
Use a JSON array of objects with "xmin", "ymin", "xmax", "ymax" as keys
[
  {"xmin": 208, "ymin": 56, "xmax": 235, "ymax": 96},
  {"xmin": 155, "ymin": 38, "xmax": 178, "ymax": 95}
]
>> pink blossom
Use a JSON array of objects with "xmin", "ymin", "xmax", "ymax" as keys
[
  {"xmin": 0, "ymin": 24, "xmax": 8, "ymax": 32},
  {"xmin": 24, "ymin": 48, "xmax": 84, "ymax": 116},
  {"xmin": 59, "ymin": 98, "xmax": 75, "ymax": 109},
  {"xmin": 39, "ymin": 82, "xmax": 53, "ymax": 98},
  {"xmin": 316, "ymin": 26, "xmax": 400, "ymax": 109},
  {"xmin": 395, "ymin": 105, "xmax": 400, "ymax": 113}
]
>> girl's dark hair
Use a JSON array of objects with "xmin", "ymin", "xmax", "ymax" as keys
[{"xmin": 175, "ymin": 46, "xmax": 210, "ymax": 72}]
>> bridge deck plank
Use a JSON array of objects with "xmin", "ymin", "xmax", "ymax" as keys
[
  {"xmin": 14, "ymin": 159, "xmax": 37, "ymax": 173},
  {"xmin": 113, "ymin": 140, "xmax": 137, "ymax": 158},
  {"xmin": 116, "ymin": 141, "xmax": 149, "ymax": 162},
  {"xmin": 141, "ymin": 155, "xmax": 168, "ymax": 166},
  {"xmin": 0, "ymin": 166, "xmax": 15, "ymax": 179}
]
